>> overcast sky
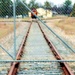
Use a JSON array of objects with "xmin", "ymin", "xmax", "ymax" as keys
[{"xmin": 26, "ymin": 0, "xmax": 75, "ymax": 5}]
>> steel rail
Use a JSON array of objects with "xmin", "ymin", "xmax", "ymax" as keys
[
  {"xmin": 8, "ymin": 22, "xmax": 32, "ymax": 75},
  {"xmin": 37, "ymin": 21, "xmax": 74, "ymax": 75},
  {"xmin": 20, "ymin": 0, "xmax": 75, "ymax": 53},
  {"xmin": 8, "ymin": 21, "xmax": 74, "ymax": 75}
]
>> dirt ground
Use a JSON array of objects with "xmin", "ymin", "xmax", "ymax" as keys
[
  {"xmin": 0, "ymin": 22, "xmax": 20, "ymax": 39},
  {"xmin": 45, "ymin": 17, "xmax": 75, "ymax": 49},
  {"xmin": 0, "ymin": 22, "xmax": 13, "ymax": 39},
  {"xmin": 0, "ymin": 17, "xmax": 75, "ymax": 49}
]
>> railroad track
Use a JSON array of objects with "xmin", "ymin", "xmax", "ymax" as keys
[
  {"xmin": 0, "ymin": 21, "xmax": 75, "ymax": 75},
  {"xmin": 0, "ymin": 22, "xmax": 31, "ymax": 75}
]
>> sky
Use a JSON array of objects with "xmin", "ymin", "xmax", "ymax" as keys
[{"xmin": 26, "ymin": 0, "xmax": 75, "ymax": 5}]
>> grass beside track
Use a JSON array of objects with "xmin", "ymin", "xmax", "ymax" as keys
[
  {"xmin": 55, "ymin": 17, "xmax": 75, "ymax": 35},
  {"xmin": 0, "ymin": 19, "xmax": 20, "ymax": 39},
  {"xmin": 0, "ymin": 24, "xmax": 14, "ymax": 39},
  {"xmin": 0, "ymin": 17, "xmax": 27, "ymax": 39}
]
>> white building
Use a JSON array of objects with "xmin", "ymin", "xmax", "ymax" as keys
[{"xmin": 28, "ymin": 8, "xmax": 53, "ymax": 18}]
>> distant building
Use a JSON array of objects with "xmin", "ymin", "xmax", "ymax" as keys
[{"xmin": 28, "ymin": 8, "xmax": 53, "ymax": 18}]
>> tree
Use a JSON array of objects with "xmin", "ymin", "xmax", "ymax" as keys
[
  {"xmin": 0, "ymin": 0, "xmax": 13, "ymax": 17},
  {"xmin": 63, "ymin": 0, "xmax": 72, "ymax": 14},
  {"xmin": 70, "ymin": 3, "xmax": 75, "ymax": 17},
  {"xmin": 52, "ymin": 5, "xmax": 58, "ymax": 12},
  {"xmin": 16, "ymin": 0, "xmax": 28, "ymax": 17},
  {"xmin": 22, "ymin": 0, "xmax": 26, "ymax": 3},
  {"xmin": 44, "ymin": 1, "xmax": 51, "ymax": 9},
  {"xmin": 28, "ymin": 0, "xmax": 39, "ymax": 9},
  {"xmin": 44, "ymin": 1, "xmax": 51, "ymax": 16}
]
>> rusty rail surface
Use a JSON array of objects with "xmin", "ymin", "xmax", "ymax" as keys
[
  {"xmin": 8, "ymin": 22, "xmax": 32, "ymax": 75},
  {"xmin": 37, "ymin": 22, "xmax": 74, "ymax": 75},
  {"xmin": 8, "ymin": 21, "xmax": 74, "ymax": 75}
]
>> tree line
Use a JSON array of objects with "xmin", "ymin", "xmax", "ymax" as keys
[{"xmin": 0, "ymin": 0, "xmax": 75, "ymax": 17}]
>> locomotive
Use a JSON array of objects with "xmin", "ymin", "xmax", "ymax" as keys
[{"xmin": 31, "ymin": 8, "xmax": 37, "ymax": 19}]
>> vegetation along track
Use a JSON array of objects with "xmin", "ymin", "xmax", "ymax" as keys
[
  {"xmin": 0, "ymin": 22, "xmax": 31, "ymax": 75},
  {"xmin": 7, "ymin": 20, "xmax": 75, "ymax": 75}
]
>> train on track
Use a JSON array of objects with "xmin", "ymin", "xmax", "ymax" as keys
[
  {"xmin": 0, "ymin": 20, "xmax": 75, "ymax": 75},
  {"xmin": 31, "ymin": 8, "xmax": 38, "ymax": 19}
]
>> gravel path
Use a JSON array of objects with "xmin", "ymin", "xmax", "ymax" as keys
[
  {"xmin": 38, "ymin": 20, "xmax": 75, "ymax": 73},
  {"xmin": 45, "ymin": 19, "xmax": 75, "ymax": 49},
  {"xmin": 18, "ymin": 22, "xmax": 63, "ymax": 75}
]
